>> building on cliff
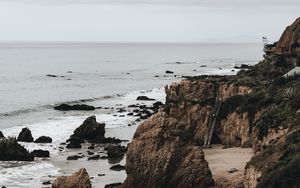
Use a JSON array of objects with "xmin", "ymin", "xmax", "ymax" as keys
[{"xmin": 283, "ymin": 66, "xmax": 300, "ymax": 78}]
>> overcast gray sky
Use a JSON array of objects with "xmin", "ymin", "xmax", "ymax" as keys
[{"xmin": 0, "ymin": 0, "xmax": 299, "ymax": 43}]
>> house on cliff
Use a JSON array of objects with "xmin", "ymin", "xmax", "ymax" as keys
[{"xmin": 283, "ymin": 66, "xmax": 300, "ymax": 78}]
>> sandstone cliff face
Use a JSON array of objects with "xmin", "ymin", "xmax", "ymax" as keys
[{"xmin": 120, "ymin": 79, "xmax": 254, "ymax": 188}]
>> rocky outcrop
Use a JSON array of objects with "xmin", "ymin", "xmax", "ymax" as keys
[
  {"xmin": 72, "ymin": 116, "xmax": 105, "ymax": 141},
  {"xmin": 54, "ymin": 104, "xmax": 95, "ymax": 111},
  {"xmin": 17, "ymin": 128, "xmax": 34, "ymax": 142},
  {"xmin": 121, "ymin": 112, "xmax": 214, "ymax": 188},
  {"xmin": 34, "ymin": 136, "xmax": 52, "ymax": 143},
  {"xmin": 52, "ymin": 168, "xmax": 91, "ymax": 188},
  {"xmin": 0, "ymin": 137, "xmax": 34, "ymax": 161}
]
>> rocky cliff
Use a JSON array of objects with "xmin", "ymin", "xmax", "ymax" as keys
[{"xmin": 120, "ymin": 17, "xmax": 300, "ymax": 188}]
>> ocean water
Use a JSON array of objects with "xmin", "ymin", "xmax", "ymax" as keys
[{"xmin": 0, "ymin": 42, "xmax": 263, "ymax": 187}]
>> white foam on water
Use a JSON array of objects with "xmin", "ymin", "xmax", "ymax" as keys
[
  {"xmin": 0, "ymin": 87, "xmax": 166, "ymax": 187},
  {"xmin": 0, "ymin": 161, "xmax": 59, "ymax": 188}
]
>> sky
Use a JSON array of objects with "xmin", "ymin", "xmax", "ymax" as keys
[{"xmin": 0, "ymin": 0, "xmax": 299, "ymax": 43}]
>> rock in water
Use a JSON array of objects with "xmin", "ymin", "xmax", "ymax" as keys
[
  {"xmin": 34, "ymin": 136, "xmax": 52, "ymax": 143},
  {"xmin": 54, "ymin": 104, "xmax": 95, "ymax": 111},
  {"xmin": 72, "ymin": 116, "xmax": 105, "ymax": 141},
  {"xmin": 17, "ymin": 128, "xmax": 34, "ymax": 142},
  {"xmin": 120, "ymin": 113, "xmax": 214, "ymax": 188},
  {"xmin": 0, "ymin": 137, "xmax": 34, "ymax": 161},
  {"xmin": 31, "ymin": 149, "xmax": 50, "ymax": 158},
  {"xmin": 136, "ymin": 96, "xmax": 155, "ymax": 101},
  {"xmin": 52, "ymin": 168, "xmax": 91, "ymax": 188}
]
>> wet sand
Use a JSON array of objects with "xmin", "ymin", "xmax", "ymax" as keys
[{"xmin": 203, "ymin": 145, "xmax": 253, "ymax": 187}]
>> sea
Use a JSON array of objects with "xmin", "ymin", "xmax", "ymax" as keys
[{"xmin": 0, "ymin": 42, "xmax": 262, "ymax": 187}]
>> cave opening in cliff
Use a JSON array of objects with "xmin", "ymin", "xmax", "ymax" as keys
[{"xmin": 211, "ymin": 132, "xmax": 221, "ymax": 144}]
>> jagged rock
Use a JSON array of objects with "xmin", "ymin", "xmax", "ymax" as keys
[
  {"xmin": 54, "ymin": 104, "xmax": 95, "ymax": 111},
  {"xmin": 17, "ymin": 128, "xmax": 34, "ymax": 142},
  {"xmin": 52, "ymin": 168, "xmax": 91, "ymax": 188},
  {"xmin": 0, "ymin": 137, "xmax": 34, "ymax": 161},
  {"xmin": 105, "ymin": 145, "xmax": 127, "ymax": 158},
  {"xmin": 34, "ymin": 136, "xmax": 52, "ymax": 143},
  {"xmin": 120, "ymin": 112, "xmax": 214, "ymax": 188},
  {"xmin": 136, "ymin": 96, "xmax": 155, "ymax": 101},
  {"xmin": 110, "ymin": 164, "xmax": 125, "ymax": 171},
  {"xmin": 31, "ymin": 149, "xmax": 50, "ymax": 158},
  {"xmin": 0, "ymin": 131, "xmax": 4, "ymax": 138},
  {"xmin": 72, "ymin": 116, "xmax": 105, "ymax": 141}
]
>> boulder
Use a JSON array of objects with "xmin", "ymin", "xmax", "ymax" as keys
[
  {"xmin": 72, "ymin": 116, "xmax": 105, "ymax": 141},
  {"xmin": 17, "ymin": 128, "xmax": 34, "ymax": 142},
  {"xmin": 54, "ymin": 104, "xmax": 95, "ymax": 111},
  {"xmin": 106, "ymin": 145, "xmax": 127, "ymax": 158},
  {"xmin": 31, "ymin": 149, "xmax": 50, "ymax": 158},
  {"xmin": 136, "ymin": 96, "xmax": 155, "ymax": 101},
  {"xmin": 34, "ymin": 136, "xmax": 52, "ymax": 143},
  {"xmin": 120, "ymin": 113, "xmax": 214, "ymax": 188},
  {"xmin": 0, "ymin": 137, "xmax": 34, "ymax": 161},
  {"xmin": 52, "ymin": 168, "xmax": 91, "ymax": 188}
]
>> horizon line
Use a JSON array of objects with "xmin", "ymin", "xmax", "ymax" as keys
[{"xmin": 0, "ymin": 40, "xmax": 262, "ymax": 45}]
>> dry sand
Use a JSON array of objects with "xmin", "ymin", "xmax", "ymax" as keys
[{"xmin": 203, "ymin": 145, "xmax": 253, "ymax": 187}]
